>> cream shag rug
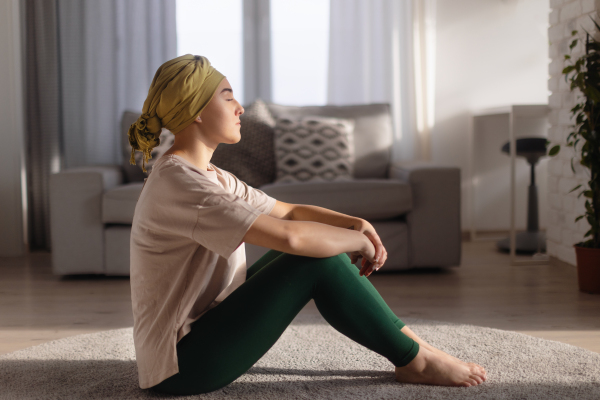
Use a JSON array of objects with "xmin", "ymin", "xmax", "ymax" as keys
[{"xmin": 1, "ymin": 314, "xmax": 599, "ymax": 399}]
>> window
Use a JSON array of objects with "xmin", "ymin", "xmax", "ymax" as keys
[
  {"xmin": 176, "ymin": 0, "xmax": 330, "ymax": 106},
  {"xmin": 176, "ymin": 0, "xmax": 244, "ymax": 104},
  {"xmin": 271, "ymin": 0, "xmax": 330, "ymax": 105}
]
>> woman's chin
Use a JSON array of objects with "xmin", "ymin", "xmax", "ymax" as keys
[{"xmin": 231, "ymin": 132, "xmax": 242, "ymax": 143}]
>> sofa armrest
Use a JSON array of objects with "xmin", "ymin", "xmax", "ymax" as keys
[
  {"xmin": 49, "ymin": 164, "xmax": 123, "ymax": 275},
  {"xmin": 388, "ymin": 160, "xmax": 461, "ymax": 267}
]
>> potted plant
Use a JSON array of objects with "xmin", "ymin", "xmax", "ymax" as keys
[{"xmin": 547, "ymin": 17, "xmax": 600, "ymax": 294}]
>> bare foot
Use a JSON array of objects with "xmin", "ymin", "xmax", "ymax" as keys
[
  {"xmin": 432, "ymin": 348, "xmax": 487, "ymax": 379},
  {"xmin": 400, "ymin": 326, "xmax": 487, "ymax": 379},
  {"xmin": 395, "ymin": 345, "xmax": 486, "ymax": 387}
]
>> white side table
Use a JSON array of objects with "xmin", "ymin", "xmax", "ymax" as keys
[{"xmin": 467, "ymin": 104, "xmax": 550, "ymax": 266}]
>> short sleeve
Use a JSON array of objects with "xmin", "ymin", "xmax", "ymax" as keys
[
  {"xmin": 213, "ymin": 164, "xmax": 277, "ymax": 215},
  {"xmin": 192, "ymin": 189, "xmax": 263, "ymax": 259}
]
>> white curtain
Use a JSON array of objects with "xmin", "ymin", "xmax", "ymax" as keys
[
  {"xmin": 24, "ymin": 0, "xmax": 176, "ymax": 250},
  {"xmin": 328, "ymin": 0, "xmax": 436, "ymax": 162},
  {"xmin": 59, "ymin": 0, "xmax": 177, "ymax": 169}
]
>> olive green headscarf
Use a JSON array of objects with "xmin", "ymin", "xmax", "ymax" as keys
[{"xmin": 127, "ymin": 54, "xmax": 226, "ymax": 172}]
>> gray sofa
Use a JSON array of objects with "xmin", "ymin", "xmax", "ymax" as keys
[{"xmin": 49, "ymin": 102, "xmax": 461, "ymax": 276}]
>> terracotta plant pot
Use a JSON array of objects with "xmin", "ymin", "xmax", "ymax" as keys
[{"xmin": 573, "ymin": 244, "xmax": 600, "ymax": 294}]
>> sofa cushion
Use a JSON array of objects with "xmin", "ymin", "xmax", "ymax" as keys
[
  {"xmin": 265, "ymin": 103, "xmax": 393, "ymax": 179},
  {"xmin": 102, "ymin": 182, "xmax": 144, "ymax": 224},
  {"xmin": 258, "ymin": 179, "xmax": 412, "ymax": 221},
  {"xmin": 273, "ymin": 115, "xmax": 355, "ymax": 184},
  {"xmin": 211, "ymin": 98, "xmax": 278, "ymax": 188}
]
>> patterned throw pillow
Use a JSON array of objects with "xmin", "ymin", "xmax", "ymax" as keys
[
  {"xmin": 133, "ymin": 128, "xmax": 175, "ymax": 175},
  {"xmin": 211, "ymin": 98, "xmax": 277, "ymax": 188},
  {"xmin": 273, "ymin": 115, "xmax": 355, "ymax": 184}
]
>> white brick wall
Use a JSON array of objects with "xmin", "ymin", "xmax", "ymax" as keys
[{"xmin": 548, "ymin": 0, "xmax": 599, "ymax": 266}]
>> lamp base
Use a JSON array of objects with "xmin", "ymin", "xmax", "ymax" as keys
[{"xmin": 496, "ymin": 231, "xmax": 546, "ymax": 254}]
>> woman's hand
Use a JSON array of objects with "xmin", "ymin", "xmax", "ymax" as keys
[{"xmin": 347, "ymin": 219, "xmax": 388, "ymax": 277}]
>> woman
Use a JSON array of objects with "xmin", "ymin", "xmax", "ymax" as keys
[{"xmin": 128, "ymin": 54, "xmax": 487, "ymax": 396}]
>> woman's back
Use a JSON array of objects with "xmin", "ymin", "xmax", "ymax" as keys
[{"xmin": 130, "ymin": 154, "xmax": 276, "ymax": 389}]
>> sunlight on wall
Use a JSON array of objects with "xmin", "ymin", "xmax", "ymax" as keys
[
  {"xmin": 413, "ymin": 0, "xmax": 436, "ymax": 149},
  {"xmin": 176, "ymin": 0, "xmax": 244, "ymax": 103}
]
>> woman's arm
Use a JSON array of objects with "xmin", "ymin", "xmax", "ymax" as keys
[
  {"xmin": 288, "ymin": 204, "xmax": 362, "ymax": 230},
  {"xmin": 287, "ymin": 219, "xmax": 371, "ymax": 258},
  {"xmin": 242, "ymin": 213, "xmax": 372, "ymax": 259},
  {"xmin": 288, "ymin": 203, "xmax": 387, "ymax": 273},
  {"xmin": 246, "ymin": 201, "xmax": 381, "ymax": 268}
]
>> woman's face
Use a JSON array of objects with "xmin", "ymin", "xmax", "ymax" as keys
[{"xmin": 199, "ymin": 77, "xmax": 244, "ymax": 144}]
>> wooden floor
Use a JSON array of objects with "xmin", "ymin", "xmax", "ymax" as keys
[{"xmin": 1, "ymin": 239, "xmax": 599, "ymax": 356}]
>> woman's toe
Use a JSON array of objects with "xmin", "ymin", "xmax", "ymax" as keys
[{"xmin": 467, "ymin": 377, "xmax": 479, "ymax": 386}]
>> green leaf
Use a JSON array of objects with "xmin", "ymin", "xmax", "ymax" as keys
[
  {"xmin": 575, "ymin": 215, "xmax": 584, "ymax": 222},
  {"xmin": 587, "ymin": 214, "xmax": 596, "ymax": 226},
  {"xmin": 588, "ymin": 85, "xmax": 600, "ymax": 102},
  {"xmin": 572, "ymin": 30, "xmax": 578, "ymax": 36},
  {"xmin": 570, "ymin": 39, "xmax": 578, "ymax": 50},
  {"xmin": 565, "ymin": 54, "xmax": 571, "ymax": 60},
  {"xmin": 581, "ymin": 158, "xmax": 589, "ymax": 168},
  {"xmin": 585, "ymin": 200, "xmax": 593, "ymax": 214},
  {"xmin": 570, "ymin": 184, "xmax": 582, "ymax": 193},
  {"xmin": 548, "ymin": 145, "xmax": 560, "ymax": 156}
]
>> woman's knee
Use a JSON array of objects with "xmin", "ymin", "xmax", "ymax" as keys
[
  {"xmin": 305, "ymin": 253, "xmax": 354, "ymax": 273},
  {"xmin": 268, "ymin": 252, "xmax": 353, "ymax": 276}
]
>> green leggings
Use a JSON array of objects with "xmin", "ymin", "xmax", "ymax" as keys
[{"xmin": 150, "ymin": 250, "xmax": 419, "ymax": 395}]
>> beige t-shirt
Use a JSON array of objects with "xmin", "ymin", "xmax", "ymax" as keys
[{"xmin": 130, "ymin": 154, "xmax": 277, "ymax": 389}]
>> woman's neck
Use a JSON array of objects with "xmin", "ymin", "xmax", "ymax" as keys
[{"xmin": 163, "ymin": 150, "xmax": 213, "ymax": 171}]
